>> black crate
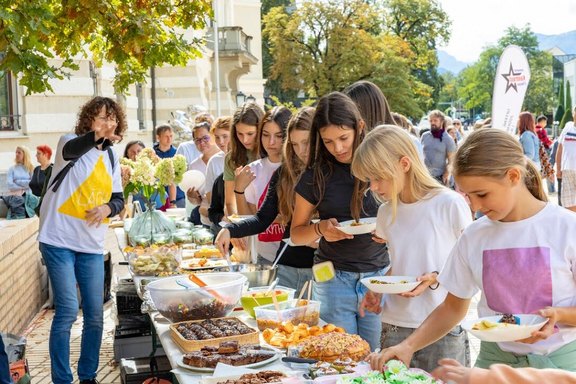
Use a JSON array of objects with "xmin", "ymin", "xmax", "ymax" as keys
[
  {"xmin": 120, "ymin": 356, "xmax": 172, "ymax": 384},
  {"xmin": 116, "ymin": 283, "xmax": 143, "ymax": 315}
]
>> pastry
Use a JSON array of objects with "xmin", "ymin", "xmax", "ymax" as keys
[
  {"xmin": 182, "ymin": 343, "xmax": 275, "ymax": 368},
  {"xmin": 298, "ymin": 332, "xmax": 370, "ymax": 362}
]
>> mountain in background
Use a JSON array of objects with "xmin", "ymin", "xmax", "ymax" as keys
[
  {"xmin": 438, "ymin": 29, "xmax": 576, "ymax": 75},
  {"xmin": 536, "ymin": 30, "xmax": 576, "ymax": 55},
  {"xmin": 437, "ymin": 50, "xmax": 469, "ymax": 75}
]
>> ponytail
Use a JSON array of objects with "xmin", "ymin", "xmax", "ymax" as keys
[{"xmin": 524, "ymin": 160, "xmax": 548, "ymax": 202}]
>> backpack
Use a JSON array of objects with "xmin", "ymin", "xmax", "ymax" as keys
[{"xmin": 35, "ymin": 147, "xmax": 115, "ymax": 216}]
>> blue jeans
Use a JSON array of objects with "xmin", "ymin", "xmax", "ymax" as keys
[
  {"xmin": 277, "ymin": 265, "xmax": 313, "ymax": 295},
  {"xmin": 0, "ymin": 334, "xmax": 12, "ymax": 384},
  {"xmin": 40, "ymin": 243, "xmax": 104, "ymax": 384},
  {"xmin": 313, "ymin": 267, "xmax": 389, "ymax": 351}
]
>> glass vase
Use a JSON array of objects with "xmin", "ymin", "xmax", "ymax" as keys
[{"xmin": 128, "ymin": 201, "xmax": 176, "ymax": 246}]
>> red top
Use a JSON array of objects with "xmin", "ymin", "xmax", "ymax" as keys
[{"xmin": 535, "ymin": 125, "xmax": 552, "ymax": 149}]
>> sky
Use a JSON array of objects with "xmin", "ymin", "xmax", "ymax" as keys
[{"xmin": 438, "ymin": 0, "xmax": 576, "ymax": 63}]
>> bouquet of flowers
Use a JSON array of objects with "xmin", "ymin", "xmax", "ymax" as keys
[
  {"xmin": 120, "ymin": 148, "xmax": 187, "ymax": 246},
  {"xmin": 121, "ymin": 148, "xmax": 187, "ymax": 208},
  {"xmin": 339, "ymin": 360, "xmax": 439, "ymax": 384}
]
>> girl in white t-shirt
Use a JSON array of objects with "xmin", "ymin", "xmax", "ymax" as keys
[
  {"xmin": 233, "ymin": 106, "xmax": 292, "ymax": 262},
  {"xmin": 351, "ymin": 125, "xmax": 472, "ymax": 372},
  {"xmin": 368, "ymin": 129, "xmax": 576, "ymax": 372}
]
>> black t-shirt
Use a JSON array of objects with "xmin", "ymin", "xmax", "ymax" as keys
[
  {"xmin": 295, "ymin": 162, "xmax": 389, "ymax": 272},
  {"xmin": 227, "ymin": 167, "xmax": 314, "ymax": 268},
  {"xmin": 29, "ymin": 164, "xmax": 53, "ymax": 197}
]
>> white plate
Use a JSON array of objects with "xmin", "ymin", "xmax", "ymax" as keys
[
  {"xmin": 337, "ymin": 218, "xmax": 377, "ymax": 235},
  {"xmin": 180, "ymin": 259, "xmax": 233, "ymax": 270},
  {"xmin": 227, "ymin": 215, "xmax": 254, "ymax": 223},
  {"xmin": 462, "ymin": 314, "xmax": 549, "ymax": 342},
  {"xmin": 361, "ymin": 276, "xmax": 421, "ymax": 294},
  {"xmin": 177, "ymin": 349, "xmax": 280, "ymax": 372}
]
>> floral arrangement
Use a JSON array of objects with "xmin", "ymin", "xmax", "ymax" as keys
[
  {"xmin": 339, "ymin": 360, "xmax": 439, "ymax": 384},
  {"xmin": 120, "ymin": 148, "xmax": 187, "ymax": 207}
]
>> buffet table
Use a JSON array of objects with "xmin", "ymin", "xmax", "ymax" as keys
[
  {"xmin": 113, "ymin": 227, "xmax": 293, "ymax": 383},
  {"xmin": 151, "ymin": 311, "xmax": 289, "ymax": 384}
]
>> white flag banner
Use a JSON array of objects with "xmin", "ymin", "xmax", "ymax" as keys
[{"xmin": 492, "ymin": 45, "xmax": 531, "ymax": 134}]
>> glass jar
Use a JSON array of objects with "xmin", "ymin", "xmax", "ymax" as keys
[{"xmin": 128, "ymin": 203, "xmax": 177, "ymax": 246}]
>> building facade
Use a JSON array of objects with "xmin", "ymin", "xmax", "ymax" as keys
[{"xmin": 0, "ymin": 0, "xmax": 264, "ymax": 175}]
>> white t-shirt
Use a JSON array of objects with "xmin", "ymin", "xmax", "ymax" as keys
[
  {"xmin": 203, "ymin": 152, "xmax": 225, "ymax": 196},
  {"xmin": 188, "ymin": 156, "xmax": 210, "ymax": 225},
  {"xmin": 176, "ymin": 141, "xmax": 201, "ymax": 166},
  {"xmin": 558, "ymin": 122, "xmax": 576, "ymax": 171},
  {"xmin": 376, "ymin": 189, "xmax": 472, "ymax": 328},
  {"xmin": 438, "ymin": 203, "xmax": 576, "ymax": 355},
  {"xmin": 244, "ymin": 157, "xmax": 282, "ymax": 261},
  {"xmin": 200, "ymin": 152, "xmax": 226, "ymax": 227},
  {"xmin": 38, "ymin": 134, "xmax": 122, "ymax": 254}
]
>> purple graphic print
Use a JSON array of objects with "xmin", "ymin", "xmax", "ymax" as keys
[{"xmin": 482, "ymin": 247, "xmax": 553, "ymax": 314}]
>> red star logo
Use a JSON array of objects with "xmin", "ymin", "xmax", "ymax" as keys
[{"xmin": 501, "ymin": 63, "xmax": 521, "ymax": 93}]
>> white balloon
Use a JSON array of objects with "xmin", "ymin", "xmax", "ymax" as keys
[{"xmin": 178, "ymin": 170, "xmax": 205, "ymax": 192}]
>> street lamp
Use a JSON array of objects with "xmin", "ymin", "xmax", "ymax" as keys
[
  {"xmin": 236, "ymin": 91, "xmax": 246, "ymax": 106},
  {"xmin": 246, "ymin": 94, "xmax": 256, "ymax": 103}
]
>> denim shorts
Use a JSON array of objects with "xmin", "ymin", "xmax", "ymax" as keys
[
  {"xmin": 381, "ymin": 322, "xmax": 470, "ymax": 372},
  {"xmin": 277, "ymin": 264, "xmax": 313, "ymax": 294}
]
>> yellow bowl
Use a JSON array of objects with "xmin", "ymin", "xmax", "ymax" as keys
[{"xmin": 240, "ymin": 286, "xmax": 295, "ymax": 318}]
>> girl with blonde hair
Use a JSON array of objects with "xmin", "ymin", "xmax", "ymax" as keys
[
  {"xmin": 7, "ymin": 146, "xmax": 34, "ymax": 195},
  {"xmin": 369, "ymin": 129, "xmax": 576, "ymax": 372},
  {"xmin": 352, "ymin": 125, "xmax": 471, "ymax": 372}
]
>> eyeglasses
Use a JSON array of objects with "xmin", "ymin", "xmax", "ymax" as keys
[
  {"xmin": 96, "ymin": 115, "xmax": 119, "ymax": 124},
  {"xmin": 453, "ymin": 122, "xmax": 461, "ymax": 126},
  {"xmin": 194, "ymin": 135, "xmax": 211, "ymax": 145}
]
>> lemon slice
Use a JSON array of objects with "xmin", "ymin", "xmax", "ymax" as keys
[{"xmin": 313, "ymin": 261, "xmax": 335, "ymax": 282}]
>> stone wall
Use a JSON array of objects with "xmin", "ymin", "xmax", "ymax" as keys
[{"xmin": 0, "ymin": 218, "xmax": 48, "ymax": 334}]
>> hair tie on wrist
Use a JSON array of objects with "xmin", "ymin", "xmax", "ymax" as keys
[{"xmin": 234, "ymin": 190, "xmax": 244, "ymax": 195}]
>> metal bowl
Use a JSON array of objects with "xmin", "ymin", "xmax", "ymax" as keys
[{"xmin": 213, "ymin": 264, "xmax": 277, "ymax": 287}]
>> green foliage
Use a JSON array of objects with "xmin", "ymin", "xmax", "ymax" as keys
[
  {"xmin": 0, "ymin": 0, "xmax": 213, "ymax": 95},
  {"xmin": 560, "ymin": 81, "xmax": 573, "ymax": 129},
  {"xmin": 263, "ymin": 0, "xmax": 448, "ymax": 118},
  {"xmin": 555, "ymin": 81, "xmax": 565, "ymax": 123},
  {"xmin": 456, "ymin": 25, "xmax": 555, "ymax": 115}
]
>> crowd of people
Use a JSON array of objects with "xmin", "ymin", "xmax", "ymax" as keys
[{"xmin": 2, "ymin": 86, "xmax": 576, "ymax": 383}]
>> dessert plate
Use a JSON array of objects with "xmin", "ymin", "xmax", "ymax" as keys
[
  {"xmin": 177, "ymin": 347, "xmax": 280, "ymax": 372},
  {"xmin": 337, "ymin": 218, "xmax": 377, "ymax": 235},
  {"xmin": 361, "ymin": 276, "xmax": 421, "ymax": 294}
]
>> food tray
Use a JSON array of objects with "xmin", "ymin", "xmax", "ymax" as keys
[{"xmin": 169, "ymin": 317, "xmax": 260, "ymax": 352}]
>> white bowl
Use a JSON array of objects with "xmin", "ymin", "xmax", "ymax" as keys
[
  {"xmin": 166, "ymin": 208, "xmax": 187, "ymax": 217},
  {"xmin": 179, "ymin": 170, "xmax": 206, "ymax": 192},
  {"xmin": 461, "ymin": 314, "xmax": 549, "ymax": 342},
  {"xmin": 337, "ymin": 218, "xmax": 377, "ymax": 235},
  {"xmin": 227, "ymin": 214, "xmax": 253, "ymax": 223},
  {"xmin": 361, "ymin": 275, "xmax": 421, "ymax": 294}
]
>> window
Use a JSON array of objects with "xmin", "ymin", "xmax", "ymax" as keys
[{"xmin": 0, "ymin": 71, "xmax": 19, "ymax": 131}]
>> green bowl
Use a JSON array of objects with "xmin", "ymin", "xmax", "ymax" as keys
[{"xmin": 240, "ymin": 286, "xmax": 295, "ymax": 318}]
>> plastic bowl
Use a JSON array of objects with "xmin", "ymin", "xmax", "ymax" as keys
[
  {"xmin": 240, "ymin": 286, "xmax": 296, "ymax": 318},
  {"xmin": 146, "ymin": 272, "xmax": 247, "ymax": 322},
  {"xmin": 254, "ymin": 299, "xmax": 321, "ymax": 331},
  {"xmin": 213, "ymin": 264, "xmax": 277, "ymax": 287}
]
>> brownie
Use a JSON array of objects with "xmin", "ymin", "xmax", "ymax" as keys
[{"xmin": 218, "ymin": 340, "xmax": 239, "ymax": 354}]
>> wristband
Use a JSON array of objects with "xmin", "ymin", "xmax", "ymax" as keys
[
  {"xmin": 170, "ymin": 200, "xmax": 177, "ymax": 204},
  {"xmin": 429, "ymin": 271, "xmax": 440, "ymax": 290},
  {"xmin": 316, "ymin": 222, "xmax": 324, "ymax": 236},
  {"xmin": 234, "ymin": 190, "xmax": 245, "ymax": 195}
]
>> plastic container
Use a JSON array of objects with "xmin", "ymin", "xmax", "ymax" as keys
[
  {"xmin": 254, "ymin": 299, "xmax": 321, "ymax": 331},
  {"xmin": 146, "ymin": 273, "xmax": 247, "ymax": 322},
  {"xmin": 193, "ymin": 227, "xmax": 214, "ymax": 246},
  {"xmin": 312, "ymin": 261, "xmax": 335, "ymax": 283},
  {"xmin": 128, "ymin": 246, "xmax": 181, "ymax": 276},
  {"xmin": 240, "ymin": 286, "xmax": 296, "ymax": 318}
]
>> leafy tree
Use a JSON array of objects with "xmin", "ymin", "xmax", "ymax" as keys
[
  {"xmin": 383, "ymin": 0, "xmax": 450, "ymax": 105},
  {"xmin": 263, "ymin": 0, "xmax": 435, "ymax": 118},
  {"xmin": 261, "ymin": 0, "xmax": 296, "ymax": 103},
  {"xmin": 456, "ymin": 25, "xmax": 555, "ymax": 115},
  {"xmin": 560, "ymin": 80, "xmax": 573, "ymax": 128},
  {"xmin": 555, "ymin": 80, "xmax": 565, "ymax": 123},
  {"xmin": 1, "ymin": 0, "xmax": 213, "ymax": 94}
]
